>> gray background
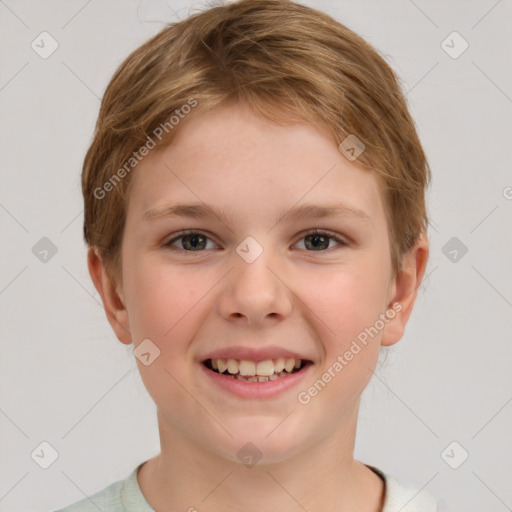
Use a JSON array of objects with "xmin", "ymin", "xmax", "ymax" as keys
[{"xmin": 0, "ymin": 0, "xmax": 511, "ymax": 510}]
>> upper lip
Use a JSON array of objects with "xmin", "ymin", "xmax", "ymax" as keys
[{"xmin": 200, "ymin": 345, "xmax": 313, "ymax": 363}]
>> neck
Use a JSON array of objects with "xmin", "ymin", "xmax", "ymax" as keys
[{"xmin": 138, "ymin": 406, "xmax": 384, "ymax": 512}]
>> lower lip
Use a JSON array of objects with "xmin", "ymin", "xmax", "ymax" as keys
[{"xmin": 199, "ymin": 362, "xmax": 313, "ymax": 399}]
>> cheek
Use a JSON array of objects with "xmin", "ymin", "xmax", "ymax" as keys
[
  {"xmin": 300, "ymin": 263, "xmax": 388, "ymax": 354},
  {"xmin": 124, "ymin": 259, "xmax": 206, "ymax": 343},
  {"xmin": 296, "ymin": 266, "xmax": 386, "ymax": 414},
  {"xmin": 125, "ymin": 261, "xmax": 208, "ymax": 405}
]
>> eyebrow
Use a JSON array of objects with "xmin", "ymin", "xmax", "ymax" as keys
[{"xmin": 142, "ymin": 202, "xmax": 371, "ymax": 226}]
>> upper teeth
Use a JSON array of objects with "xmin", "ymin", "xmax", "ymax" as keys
[{"xmin": 210, "ymin": 357, "xmax": 302, "ymax": 376}]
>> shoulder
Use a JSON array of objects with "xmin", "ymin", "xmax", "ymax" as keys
[
  {"xmin": 368, "ymin": 465, "xmax": 438, "ymax": 512},
  {"xmin": 54, "ymin": 464, "xmax": 154, "ymax": 512},
  {"xmin": 54, "ymin": 478, "xmax": 125, "ymax": 512}
]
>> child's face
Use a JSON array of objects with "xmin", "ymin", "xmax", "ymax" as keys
[{"xmin": 96, "ymin": 102, "xmax": 425, "ymax": 464}]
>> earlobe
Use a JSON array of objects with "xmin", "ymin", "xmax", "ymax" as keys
[
  {"xmin": 380, "ymin": 233, "xmax": 429, "ymax": 347},
  {"xmin": 87, "ymin": 247, "xmax": 132, "ymax": 345}
]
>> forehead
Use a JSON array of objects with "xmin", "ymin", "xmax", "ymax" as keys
[{"xmin": 126, "ymin": 102, "xmax": 386, "ymax": 230}]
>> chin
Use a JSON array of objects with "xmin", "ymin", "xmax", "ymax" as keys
[{"xmin": 211, "ymin": 416, "xmax": 312, "ymax": 466}]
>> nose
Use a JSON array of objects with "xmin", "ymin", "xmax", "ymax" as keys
[{"xmin": 217, "ymin": 241, "xmax": 293, "ymax": 326}]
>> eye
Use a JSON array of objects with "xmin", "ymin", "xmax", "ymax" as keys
[
  {"xmin": 163, "ymin": 229, "xmax": 348, "ymax": 253},
  {"xmin": 163, "ymin": 230, "xmax": 218, "ymax": 252},
  {"xmin": 294, "ymin": 229, "xmax": 348, "ymax": 251}
]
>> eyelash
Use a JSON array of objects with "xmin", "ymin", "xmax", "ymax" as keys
[{"xmin": 162, "ymin": 229, "xmax": 349, "ymax": 254}]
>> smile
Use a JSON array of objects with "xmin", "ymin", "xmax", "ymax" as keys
[
  {"xmin": 200, "ymin": 357, "xmax": 313, "ymax": 398},
  {"xmin": 205, "ymin": 357, "xmax": 309, "ymax": 382}
]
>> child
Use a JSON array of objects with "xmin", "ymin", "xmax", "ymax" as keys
[{"xmin": 57, "ymin": 0, "xmax": 437, "ymax": 510}]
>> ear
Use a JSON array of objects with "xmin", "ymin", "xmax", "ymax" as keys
[
  {"xmin": 380, "ymin": 233, "xmax": 429, "ymax": 347},
  {"xmin": 87, "ymin": 247, "xmax": 132, "ymax": 345}
]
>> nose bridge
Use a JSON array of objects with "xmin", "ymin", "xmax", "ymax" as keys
[
  {"xmin": 234, "ymin": 234, "xmax": 281, "ymax": 292},
  {"xmin": 220, "ymin": 234, "xmax": 292, "ymax": 322}
]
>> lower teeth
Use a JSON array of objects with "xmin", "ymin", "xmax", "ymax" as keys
[{"xmin": 220, "ymin": 370, "xmax": 294, "ymax": 382}]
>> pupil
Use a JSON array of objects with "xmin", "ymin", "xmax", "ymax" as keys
[
  {"xmin": 184, "ymin": 234, "xmax": 205, "ymax": 250},
  {"xmin": 308, "ymin": 234, "xmax": 328, "ymax": 250}
]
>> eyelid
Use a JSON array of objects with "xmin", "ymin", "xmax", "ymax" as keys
[{"xmin": 300, "ymin": 228, "xmax": 349, "ymax": 245}]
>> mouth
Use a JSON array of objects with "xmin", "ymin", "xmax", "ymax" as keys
[{"xmin": 202, "ymin": 357, "xmax": 313, "ymax": 382}]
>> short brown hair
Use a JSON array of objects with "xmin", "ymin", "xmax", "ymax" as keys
[{"xmin": 82, "ymin": 0, "xmax": 431, "ymax": 283}]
